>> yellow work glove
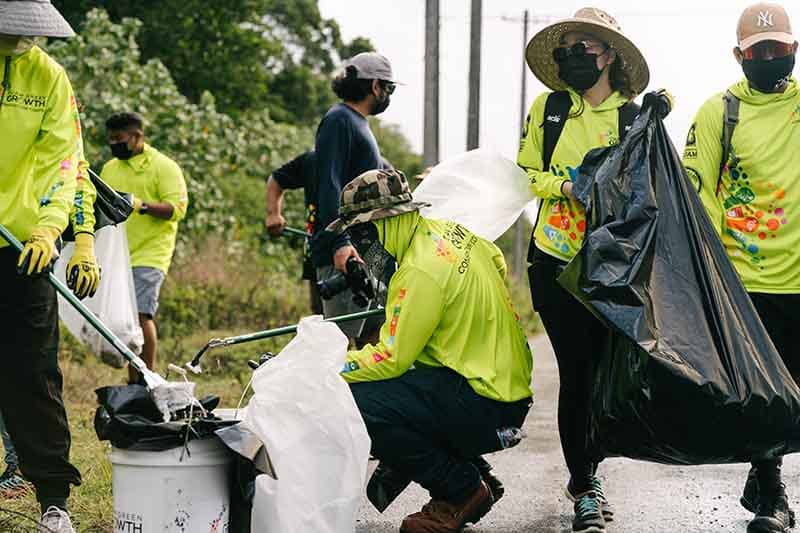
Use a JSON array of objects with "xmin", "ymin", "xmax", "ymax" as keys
[
  {"xmin": 66, "ymin": 233, "xmax": 101, "ymax": 299},
  {"xmin": 17, "ymin": 226, "xmax": 61, "ymax": 276}
]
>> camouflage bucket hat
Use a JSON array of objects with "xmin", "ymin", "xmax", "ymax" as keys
[{"xmin": 326, "ymin": 168, "xmax": 430, "ymax": 234}]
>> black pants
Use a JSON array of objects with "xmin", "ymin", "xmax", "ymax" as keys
[
  {"xmin": 350, "ymin": 366, "xmax": 530, "ymax": 503},
  {"xmin": 0, "ymin": 248, "xmax": 81, "ymax": 501},
  {"xmin": 528, "ymin": 248, "xmax": 608, "ymax": 491},
  {"xmin": 749, "ymin": 292, "xmax": 800, "ymax": 495}
]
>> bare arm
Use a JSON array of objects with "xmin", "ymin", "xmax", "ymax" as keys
[
  {"xmin": 265, "ymin": 175, "xmax": 287, "ymax": 236},
  {"xmin": 141, "ymin": 202, "xmax": 175, "ymax": 220}
]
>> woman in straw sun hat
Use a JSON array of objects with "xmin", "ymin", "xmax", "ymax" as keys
[
  {"xmin": 0, "ymin": 1, "xmax": 85, "ymax": 533},
  {"xmin": 517, "ymin": 7, "xmax": 669, "ymax": 533}
]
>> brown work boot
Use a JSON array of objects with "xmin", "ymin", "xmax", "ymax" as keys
[{"xmin": 400, "ymin": 480, "xmax": 493, "ymax": 533}]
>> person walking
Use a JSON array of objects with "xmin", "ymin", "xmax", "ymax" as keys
[
  {"xmin": 518, "ymin": 7, "xmax": 665, "ymax": 532},
  {"xmin": 101, "ymin": 112, "xmax": 188, "ymax": 384},
  {"xmin": 683, "ymin": 4, "xmax": 799, "ymax": 532}
]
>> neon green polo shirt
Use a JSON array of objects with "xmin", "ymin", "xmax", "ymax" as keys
[{"xmin": 101, "ymin": 144, "xmax": 188, "ymax": 274}]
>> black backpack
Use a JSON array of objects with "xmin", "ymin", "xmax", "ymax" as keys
[
  {"xmin": 718, "ymin": 90, "xmax": 740, "ymax": 194},
  {"xmin": 527, "ymin": 91, "xmax": 640, "ymax": 262}
]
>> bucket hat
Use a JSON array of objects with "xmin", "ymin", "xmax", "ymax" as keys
[
  {"xmin": 326, "ymin": 169, "xmax": 430, "ymax": 234},
  {"xmin": 0, "ymin": 0, "xmax": 75, "ymax": 38},
  {"xmin": 526, "ymin": 7, "xmax": 649, "ymax": 95}
]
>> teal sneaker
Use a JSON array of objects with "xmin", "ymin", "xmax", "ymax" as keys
[
  {"xmin": 567, "ymin": 476, "xmax": 614, "ymax": 522},
  {"xmin": 571, "ymin": 491, "xmax": 605, "ymax": 533}
]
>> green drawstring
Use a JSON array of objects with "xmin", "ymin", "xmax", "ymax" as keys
[{"xmin": 0, "ymin": 56, "xmax": 10, "ymax": 109}]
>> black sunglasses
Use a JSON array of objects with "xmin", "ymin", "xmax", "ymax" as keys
[
  {"xmin": 381, "ymin": 81, "xmax": 396, "ymax": 95},
  {"xmin": 552, "ymin": 41, "xmax": 608, "ymax": 62}
]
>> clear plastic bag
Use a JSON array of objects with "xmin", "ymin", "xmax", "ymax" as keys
[
  {"xmin": 414, "ymin": 148, "xmax": 538, "ymax": 242},
  {"xmin": 243, "ymin": 316, "xmax": 371, "ymax": 533},
  {"xmin": 55, "ymin": 224, "xmax": 143, "ymax": 368}
]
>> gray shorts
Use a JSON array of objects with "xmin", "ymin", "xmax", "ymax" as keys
[
  {"xmin": 317, "ymin": 265, "xmax": 372, "ymax": 341},
  {"xmin": 133, "ymin": 266, "xmax": 166, "ymax": 318}
]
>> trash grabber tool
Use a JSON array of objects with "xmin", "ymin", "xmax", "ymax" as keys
[
  {"xmin": 282, "ymin": 226, "xmax": 310, "ymax": 238},
  {"xmin": 0, "ymin": 222, "xmax": 198, "ymax": 421},
  {"xmin": 186, "ymin": 307, "xmax": 385, "ymax": 373}
]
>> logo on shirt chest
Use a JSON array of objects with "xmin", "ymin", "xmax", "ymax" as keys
[
  {"xmin": 599, "ymin": 129, "xmax": 619, "ymax": 146},
  {"xmin": 3, "ymin": 89, "xmax": 47, "ymax": 111}
]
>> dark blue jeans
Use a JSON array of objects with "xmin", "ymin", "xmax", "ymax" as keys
[{"xmin": 350, "ymin": 366, "xmax": 531, "ymax": 502}]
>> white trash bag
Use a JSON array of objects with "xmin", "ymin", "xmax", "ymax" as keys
[
  {"xmin": 414, "ymin": 148, "xmax": 538, "ymax": 242},
  {"xmin": 55, "ymin": 224, "xmax": 143, "ymax": 368},
  {"xmin": 244, "ymin": 316, "xmax": 371, "ymax": 533}
]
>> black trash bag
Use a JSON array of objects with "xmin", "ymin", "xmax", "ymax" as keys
[
  {"xmin": 559, "ymin": 106, "xmax": 800, "ymax": 465},
  {"xmin": 94, "ymin": 385, "xmax": 237, "ymax": 451},
  {"xmin": 62, "ymin": 171, "xmax": 134, "ymax": 241}
]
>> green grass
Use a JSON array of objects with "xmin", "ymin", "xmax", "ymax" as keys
[{"xmin": 0, "ymin": 272, "xmax": 540, "ymax": 532}]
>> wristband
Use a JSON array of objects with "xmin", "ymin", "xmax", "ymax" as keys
[{"xmin": 139, "ymin": 202, "xmax": 149, "ymax": 214}]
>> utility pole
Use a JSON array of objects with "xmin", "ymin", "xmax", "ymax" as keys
[
  {"xmin": 466, "ymin": 0, "xmax": 482, "ymax": 150},
  {"xmin": 423, "ymin": 0, "xmax": 440, "ymax": 167},
  {"xmin": 513, "ymin": 9, "xmax": 530, "ymax": 280}
]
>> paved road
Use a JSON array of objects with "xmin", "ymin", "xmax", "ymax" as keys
[{"xmin": 355, "ymin": 335, "xmax": 800, "ymax": 532}]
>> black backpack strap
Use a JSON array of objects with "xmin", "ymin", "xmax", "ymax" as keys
[
  {"xmin": 541, "ymin": 91, "xmax": 572, "ymax": 172},
  {"xmin": 618, "ymin": 101, "xmax": 640, "ymax": 143},
  {"xmin": 719, "ymin": 90, "xmax": 740, "ymax": 194}
]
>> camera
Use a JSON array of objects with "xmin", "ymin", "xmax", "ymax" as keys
[{"xmin": 317, "ymin": 257, "xmax": 377, "ymax": 307}]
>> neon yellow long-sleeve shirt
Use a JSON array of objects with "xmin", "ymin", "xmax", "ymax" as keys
[
  {"xmin": 341, "ymin": 212, "xmax": 534, "ymax": 403},
  {"xmin": 101, "ymin": 144, "xmax": 188, "ymax": 274},
  {"xmin": 0, "ymin": 46, "xmax": 80, "ymax": 245},
  {"xmin": 517, "ymin": 89, "xmax": 631, "ymax": 261},
  {"xmin": 683, "ymin": 79, "xmax": 800, "ymax": 293},
  {"xmin": 70, "ymin": 138, "xmax": 97, "ymax": 235}
]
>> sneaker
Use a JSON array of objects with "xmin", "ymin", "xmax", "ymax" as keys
[
  {"xmin": 747, "ymin": 486, "xmax": 796, "ymax": 533},
  {"xmin": 400, "ymin": 481, "xmax": 493, "ymax": 533},
  {"xmin": 571, "ymin": 491, "xmax": 606, "ymax": 533},
  {"xmin": 39, "ymin": 506, "xmax": 76, "ymax": 533},
  {"xmin": 566, "ymin": 477, "xmax": 614, "ymax": 522},
  {"xmin": 741, "ymin": 465, "xmax": 759, "ymax": 514},
  {"xmin": 0, "ymin": 466, "xmax": 30, "ymax": 498}
]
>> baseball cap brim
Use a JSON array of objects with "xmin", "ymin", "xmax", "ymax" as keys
[
  {"xmin": 739, "ymin": 31, "xmax": 795, "ymax": 50},
  {"xmin": 326, "ymin": 201, "xmax": 430, "ymax": 234},
  {"xmin": 0, "ymin": 1, "xmax": 75, "ymax": 38}
]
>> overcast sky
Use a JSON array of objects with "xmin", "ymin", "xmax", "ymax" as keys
[{"xmin": 318, "ymin": 0, "xmax": 800, "ymax": 164}]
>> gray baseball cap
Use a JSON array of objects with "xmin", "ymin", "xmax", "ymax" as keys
[
  {"xmin": 0, "ymin": 0, "xmax": 75, "ymax": 38},
  {"xmin": 343, "ymin": 52, "xmax": 401, "ymax": 83}
]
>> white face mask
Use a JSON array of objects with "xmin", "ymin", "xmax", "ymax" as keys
[{"xmin": 0, "ymin": 35, "xmax": 36, "ymax": 56}]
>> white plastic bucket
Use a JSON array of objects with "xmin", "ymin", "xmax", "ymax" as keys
[{"xmin": 110, "ymin": 438, "xmax": 233, "ymax": 533}]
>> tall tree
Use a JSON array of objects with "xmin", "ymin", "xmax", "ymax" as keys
[{"xmin": 53, "ymin": 0, "xmax": 374, "ymax": 124}]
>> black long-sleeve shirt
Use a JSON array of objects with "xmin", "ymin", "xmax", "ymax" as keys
[{"xmin": 311, "ymin": 103, "xmax": 382, "ymax": 267}]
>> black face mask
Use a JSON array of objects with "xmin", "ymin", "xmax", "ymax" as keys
[
  {"xmin": 371, "ymin": 93, "xmax": 391, "ymax": 115},
  {"xmin": 742, "ymin": 55, "xmax": 796, "ymax": 92},
  {"xmin": 350, "ymin": 222, "xmax": 396, "ymax": 306},
  {"xmin": 557, "ymin": 53, "xmax": 604, "ymax": 92},
  {"xmin": 110, "ymin": 141, "xmax": 134, "ymax": 160}
]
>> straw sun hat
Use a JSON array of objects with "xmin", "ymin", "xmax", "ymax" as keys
[
  {"xmin": 0, "ymin": 0, "xmax": 75, "ymax": 38},
  {"xmin": 526, "ymin": 7, "xmax": 650, "ymax": 95}
]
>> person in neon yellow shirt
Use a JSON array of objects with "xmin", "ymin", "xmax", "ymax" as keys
[
  {"xmin": 328, "ymin": 169, "xmax": 533, "ymax": 533},
  {"xmin": 100, "ymin": 112, "xmax": 188, "ymax": 384},
  {"xmin": 517, "ymin": 7, "xmax": 673, "ymax": 533},
  {"xmin": 0, "ymin": 1, "xmax": 84, "ymax": 530},
  {"xmin": 683, "ymin": 4, "xmax": 799, "ymax": 532}
]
